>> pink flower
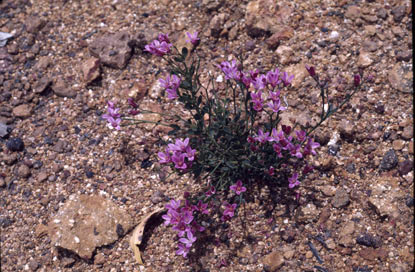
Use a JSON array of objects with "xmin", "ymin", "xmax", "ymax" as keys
[
  {"xmin": 158, "ymin": 33, "xmax": 170, "ymax": 43},
  {"xmin": 252, "ymin": 74, "xmax": 267, "ymax": 90},
  {"xmin": 171, "ymin": 153, "xmax": 187, "ymax": 170},
  {"xmin": 305, "ymin": 65, "xmax": 316, "ymax": 77},
  {"xmin": 221, "ymin": 202, "xmax": 237, "ymax": 221},
  {"xmin": 205, "ymin": 186, "xmax": 216, "ymax": 197},
  {"xmin": 295, "ymin": 130, "xmax": 307, "ymax": 142},
  {"xmin": 281, "ymin": 71, "xmax": 294, "ymax": 86},
  {"xmin": 166, "ymin": 88, "xmax": 178, "ymax": 100},
  {"xmin": 179, "ymin": 230, "xmax": 197, "ymax": 248},
  {"xmin": 267, "ymin": 98, "xmax": 287, "ymax": 113},
  {"xmin": 254, "ymin": 129, "xmax": 271, "ymax": 144},
  {"xmin": 176, "ymin": 243, "xmax": 190, "ymax": 257},
  {"xmin": 185, "ymin": 31, "xmax": 200, "ymax": 46},
  {"xmin": 158, "ymin": 151, "xmax": 171, "ymax": 164},
  {"xmin": 266, "ymin": 68, "xmax": 281, "ymax": 87},
  {"xmin": 288, "ymin": 172, "xmax": 300, "ymax": 189},
  {"xmin": 268, "ymin": 90, "xmax": 281, "ymax": 102},
  {"xmin": 229, "ymin": 180, "xmax": 247, "ymax": 195}
]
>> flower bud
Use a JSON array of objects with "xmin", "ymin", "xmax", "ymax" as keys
[
  {"xmin": 354, "ymin": 74, "xmax": 361, "ymax": 87},
  {"xmin": 305, "ymin": 65, "xmax": 316, "ymax": 77}
]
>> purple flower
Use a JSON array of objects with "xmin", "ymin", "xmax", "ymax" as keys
[
  {"xmin": 268, "ymin": 166, "xmax": 275, "ymax": 176},
  {"xmin": 251, "ymin": 91, "xmax": 264, "ymax": 111},
  {"xmin": 281, "ymin": 125, "xmax": 291, "ymax": 135},
  {"xmin": 281, "ymin": 72, "xmax": 294, "ymax": 86},
  {"xmin": 266, "ymin": 68, "xmax": 281, "ymax": 87},
  {"xmin": 304, "ymin": 137, "xmax": 320, "ymax": 156},
  {"xmin": 158, "ymin": 151, "xmax": 171, "ymax": 164},
  {"xmin": 166, "ymin": 88, "xmax": 178, "ymax": 100},
  {"xmin": 223, "ymin": 202, "xmax": 237, "ymax": 218},
  {"xmin": 173, "ymin": 222, "xmax": 191, "ymax": 237},
  {"xmin": 166, "ymin": 199, "xmax": 181, "ymax": 211},
  {"xmin": 249, "ymin": 69, "xmax": 260, "ymax": 81},
  {"xmin": 254, "ymin": 129, "xmax": 271, "ymax": 144},
  {"xmin": 162, "ymin": 209, "xmax": 179, "ymax": 226},
  {"xmin": 295, "ymin": 130, "xmax": 307, "ymax": 142},
  {"xmin": 193, "ymin": 200, "xmax": 209, "ymax": 215},
  {"xmin": 171, "ymin": 152, "xmax": 188, "ymax": 170},
  {"xmin": 302, "ymin": 164, "xmax": 314, "ymax": 175},
  {"xmin": 127, "ymin": 97, "xmax": 138, "ymax": 109},
  {"xmin": 158, "ymin": 33, "xmax": 170, "ymax": 43},
  {"xmin": 205, "ymin": 186, "xmax": 216, "ymax": 197},
  {"xmin": 179, "ymin": 230, "xmax": 197, "ymax": 248},
  {"xmin": 289, "ymin": 144, "xmax": 303, "ymax": 158},
  {"xmin": 145, "ymin": 39, "xmax": 172, "ymax": 57},
  {"xmin": 268, "ymin": 90, "xmax": 280, "ymax": 102},
  {"xmin": 270, "ymin": 128, "xmax": 284, "ymax": 142},
  {"xmin": 169, "ymin": 138, "xmax": 190, "ymax": 152},
  {"xmin": 241, "ymin": 72, "xmax": 252, "ymax": 88},
  {"xmin": 176, "ymin": 243, "xmax": 190, "ymax": 257},
  {"xmin": 252, "ymin": 74, "xmax": 267, "ymax": 90},
  {"xmin": 102, "ymin": 101, "xmax": 122, "ymax": 130},
  {"xmin": 272, "ymin": 143, "xmax": 283, "ymax": 158},
  {"xmin": 305, "ymin": 65, "xmax": 316, "ymax": 77},
  {"xmin": 185, "ymin": 146, "xmax": 196, "ymax": 161},
  {"xmin": 229, "ymin": 180, "xmax": 247, "ymax": 195},
  {"xmin": 186, "ymin": 31, "xmax": 200, "ymax": 46},
  {"xmin": 219, "ymin": 60, "xmax": 241, "ymax": 81},
  {"xmin": 267, "ymin": 99, "xmax": 287, "ymax": 113},
  {"xmin": 288, "ymin": 172, "xmax": 300, "ymax": 189}
]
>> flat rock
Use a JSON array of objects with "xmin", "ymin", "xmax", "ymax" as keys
[
  {"xmin": 89, "ymin": 31, "xmax": 133, "ymax": 69},
  {"xmin": 25, "ymin": 16, "xmax": 46, "ymax": 34},
  {"xmin": 209, "ymin": 13, "xmax": 227, "ymax": 38},
  {"xmin": 81, "ymin": 57, "xmax": 101, "ymax": 85},
  {"xmin": 48, "ymin": 194, "xmax": 134, "ymax": 260},
  {"xmin": 33, "ymin": 76, "xmax": 52, "ymax": 94},
  {"xmin": 0, "ymin": 122, "xmax": 9, "ymax": 138},
  {"xmin": 13, "ymin": 104, "xmax": 33, "ymax": 118},
  {"xmin": 357, "ymin": 52, "xmax": 373, "ymax": 68},
  {"xmin": 391, "ymin": 6, "xmax": 406, "ymax": 23}
]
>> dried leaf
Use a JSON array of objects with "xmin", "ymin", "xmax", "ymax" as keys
[{"xmin": 129, "ymin": 208, "xmax": 165, "ymax": 265}]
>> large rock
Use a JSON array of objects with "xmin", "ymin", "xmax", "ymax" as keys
[
  {"xmin": 13, "ymin": 104, "xmax": 33, "ymax": 118},
  {"xmin": 262, "ymin": 251, "xmax": 284, "ymax": 271},
  {"xmin": 245, "ymin": 0, "xmax": 292, "ymax": 38},
  {"xmin": 52, "ymin": 77, "xmax": 77, "ymax": 98},
  {"xmin": 48, "ymin": 194, "xmax": 134, "ymax": 260},
  {"xmin": 89, "ymin": 32, "xmax": 133, "ymax": 69},
  {"xmin": 388, "ymin": 63, "xmax": 413, "ymax": 93},
  {"xmin": 81, "ymin": 57, "xmax": 101, "ymax": 85}
]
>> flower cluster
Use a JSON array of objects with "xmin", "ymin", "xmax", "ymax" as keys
[
  {"xmin": 159, "ymin": 74, "xmax": 181, "ymax": 100},
  {"xmin": 158, "ymin": 138, "xmax": 196, "ymax": 170},
  {"xmin": 102, "ymin": 101, "xmax": 121, "ymax": 130},
  {"xmin": 162, "ymin": 198, "xmax": 208, "ymax": 257},
  {"xmin": 145, "ymin": 33, "xmax": 173, "ymax": 57}
]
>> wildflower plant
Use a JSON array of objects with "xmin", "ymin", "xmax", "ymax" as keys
[{"xmin": 103, "ymin": 32, "xmax": 368, "ymax": 258}]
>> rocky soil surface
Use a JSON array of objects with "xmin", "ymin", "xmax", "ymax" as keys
[{"xmin": 0, "ymin": 0, "xmax": 413, "ymax": 271}]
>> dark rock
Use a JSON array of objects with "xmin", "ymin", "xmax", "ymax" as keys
[
  {"xmin": 0, "ymin": 216, "xmax": 14, "ymax": 228},
  {"xmin": 17, "ymin": 164, "xmax": 31, "ymax": 178},
  {"xmin": 28, "ymin": 260, "xmax": 39, "ymax": 271},
  {"xmin": 328, "ymin": 144, "xmax": 340, "ymax": 156},
  {"xmin": 209, "ymin": 13, "xmax": 227, "ymax": 38},
  {"xmin": 391, "ymin": 6, "xmax": 406, "ymax": 23},
  {"xmin": 396, "ymin": 50, "xmax": 412, "ymax": 62},
  {"xmin": 332, "ymin": 188, "xmax": 350, "ymax": 208},
  {"xmin": 33, "ymin": 76, "xmax": 52, "ymax": 94},
  {"xmin": 346, "ymin": 163, "xmax": 356, "ymax": 174},
  {"xmin": 398, "ymin": 160, "xmax": 413, "ymax": 175},
  {"xmin": 89, "ymin": 31, "xmax": 133, "ymax": 69},
  {"xmin": 356, "ymin": 233, "xmax": 382, "ymax": 248},
  {"xmin": 25, "ymin": 16, "xmax": 46, "ymax": 33},
  {"xmin": 52, "ymin": 77, "xmax": 77, "ymax": 98},
  {"xmin": 85, "ymin": 170, "xmax": 94, "ymax": 178},
  {"xmin": 376, "ymin": 8, "xmax": 388, "ymax": 20},
  {"xmin": 6, "ymin": 137, "xmax": 24, "ymax": 152},
  {"xmin": 202, "ymin": 0, "xmax": 224, "ymax": 12},
  {"xmin": 380, "ymin": 149, "xmax": 398, "ymax": 171},
  {"xmin": 406, "ymin": 196, "xmax": 414, "ymax": 208},
  {"xmin": 374, "ymin": 103, "xmax": 384, "ymax": 114}
]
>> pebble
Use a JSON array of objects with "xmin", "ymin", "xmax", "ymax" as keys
[
  {"xmin": 392, "ymin": 140, "xmax": 405, "ymax": 150},
  {"xmin": 6, "ymin": 137, "xmax": 24, "ymax": 152},
  {"xmin": 28, "ymin": 260, "xmax": 39, "ymax": 271},
  {"xmin": 13, "ymin": 104, "xmax": 33, "ymax": 118},
  {"xmin": 391, "ymin": 6, "xmax": 406, "ymax": 23},
  {"xmin": 398, "ymin": 160, "xmax": 413, "ymax": 176},
  {"xmin": 37, "ymin": 171, "xmax": 48, "ymax": 182},
  {"xmin": 356, "ymin": 233, "xmax": 382, "ymax": 248},
  {"xmin": 261, "ymin": 251, "xmax": 284, "ymax": 272},
  {"xmin": 332, "ymin": 188, "xmax": 350, "ymax": 208},
  {"xmin": 0, "ymin": 122, "xmax": 10, "ymax": 138},
  {"xmin": 401, "ymin": 126, "xmax": 413, "ymax": 140},
  {"xmin": 17, "ymin": 164, "xmax": 31, "ymax": 179},
  {"xmin": 380, "ymin": 149, "xmax": 398, "ymax": 171}
]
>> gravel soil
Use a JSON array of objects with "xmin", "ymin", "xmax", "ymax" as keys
[{"xmin": 0, "ymin": 0, "xmax": 413, "ymax": 271}]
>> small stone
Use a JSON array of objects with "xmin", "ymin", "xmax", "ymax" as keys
[
  {"xmin": 380, "ymin": 149, "xmax": 398, "ymax": 171},
  {"xmin": 396, "ymin": 50, "xmax": 412, "ymax": 62},
  {"xmin": 345, "ymin": 5, "xmax": 361, "ymax": 20},
  {"xmin": 28, "ymin": 260, "xmax": 39, "ymax": 271},
  {"xmin": 33, "ymin": 76, "xmax": 52, "ymax": 94},
  {"xmin": 209, "ymin": 13, "xmax": 227, "ymax": 38},
  {"xmin": 398, "ymin": 160, "xmax": 413, "ymax": 176},
  {"xmin": 391, "ymin": 6, "xmax": 406, "ymax": 23},
  {"xmin": 3, "ymin": 153, "xmax": 18, "ymax": 165},
  {"xmin": 356, "ymin": 233, "xmax": 382, "ymax": 248},
  {"xmin": 262, "ymin": 251, "xmax": 284, "ymax": 272},
  {"xmin": 339, "ymin": 121, "xmax": 355, "ymax": 142},
  {"xmin": 409, "ymin": 141, "xmax": 414, "ymax": 154},
  {"xmin": 94, "ymin": 253, "xmax": 106, "ymax": 265},
  {"xmin": 85, "ymin": 170, "xmax": 94, "ymax": 178},
  {"xmin": 17, "ymin": 164, "xmax": 31, "ymax": 179},
  {"xmin": 280, "ymin": 229, "xmax": 296, "ymax": 243},
  {"xmin": 13, "ymin": 104, "xmax": 33, "ymax": 118},
  {"xmin": 61, "ymin": 257, "xmax": 76, "ymax": 268},
  {"xmin": 276, "ymin": 45, "xmax": 294, "ymax": 65},
  {"xmin": 362, "ymin": 40, "xmax": 378, "ymax": 52},
  {"xmin": 6, "ymin": 137, "xmax": 24, "ymax": 152},
  {"xmin": 346, "ymin": 163, "xmax": 356, "ymax": 173},
  {"xmin": 52, "ymin": 77, "xmax": 77, "ymax": 98},
  {"xmin": 332, "ymin": 188, "xmax": 350, "ymax": 208},
  {"xmin": 202, "ymin": 0, "xmax": 224, "ymax": 12},
  {"xmin": 320, "ymin": 185, "xmax": 336, "ymax": 197},
  {"xmin": 392, "ymin": 140, "xmax": 405, "ymax": 151},
  {"xmin": 25, "ymin": 16, "xmax": 46, "ymax": 33},
  {"xmin": 401, "ymin": 125, "xmax": 413, "ymax": 140},
  {"xmin": 360, "ymin": 247, "xmax": 378, "ymax": 261},
  {"xmin": 151, "ymin": 190, "xmax": 165, "ymax": 204},
  {"xmin": 0, "ymin": 122, "xmax": 10, "ymax": 138},
  {"xmin": 283, "ymin": 250, "xmax": 294, "ymax": 259},
  {"xmin": 357, "ymin": 52, "xmax": 373, "ymax": 68},
  {"xmin": 376, "ymin": 8, "xmax": 388, "ymax": 20},
  {"xmin": 81, "ymin": 57, "xmax": 101, "ymax": 85},
  {"xmin": 35, "ymin": 223, "xmax": 48, "ymax": 238},
  {"xmin": 388, "ymin": 63, "xmax": 413, "ymax": 94},
  {"xmin": 265, "ymin": 27, "xmax": 294, "ymax": 50},
  {"xmin": 364, "ymin": 25, "xmax": 377, "ymax": 36},
  {"xmin": 305, "ymin": 251, "xmax": 313, "ymax": 259}
]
